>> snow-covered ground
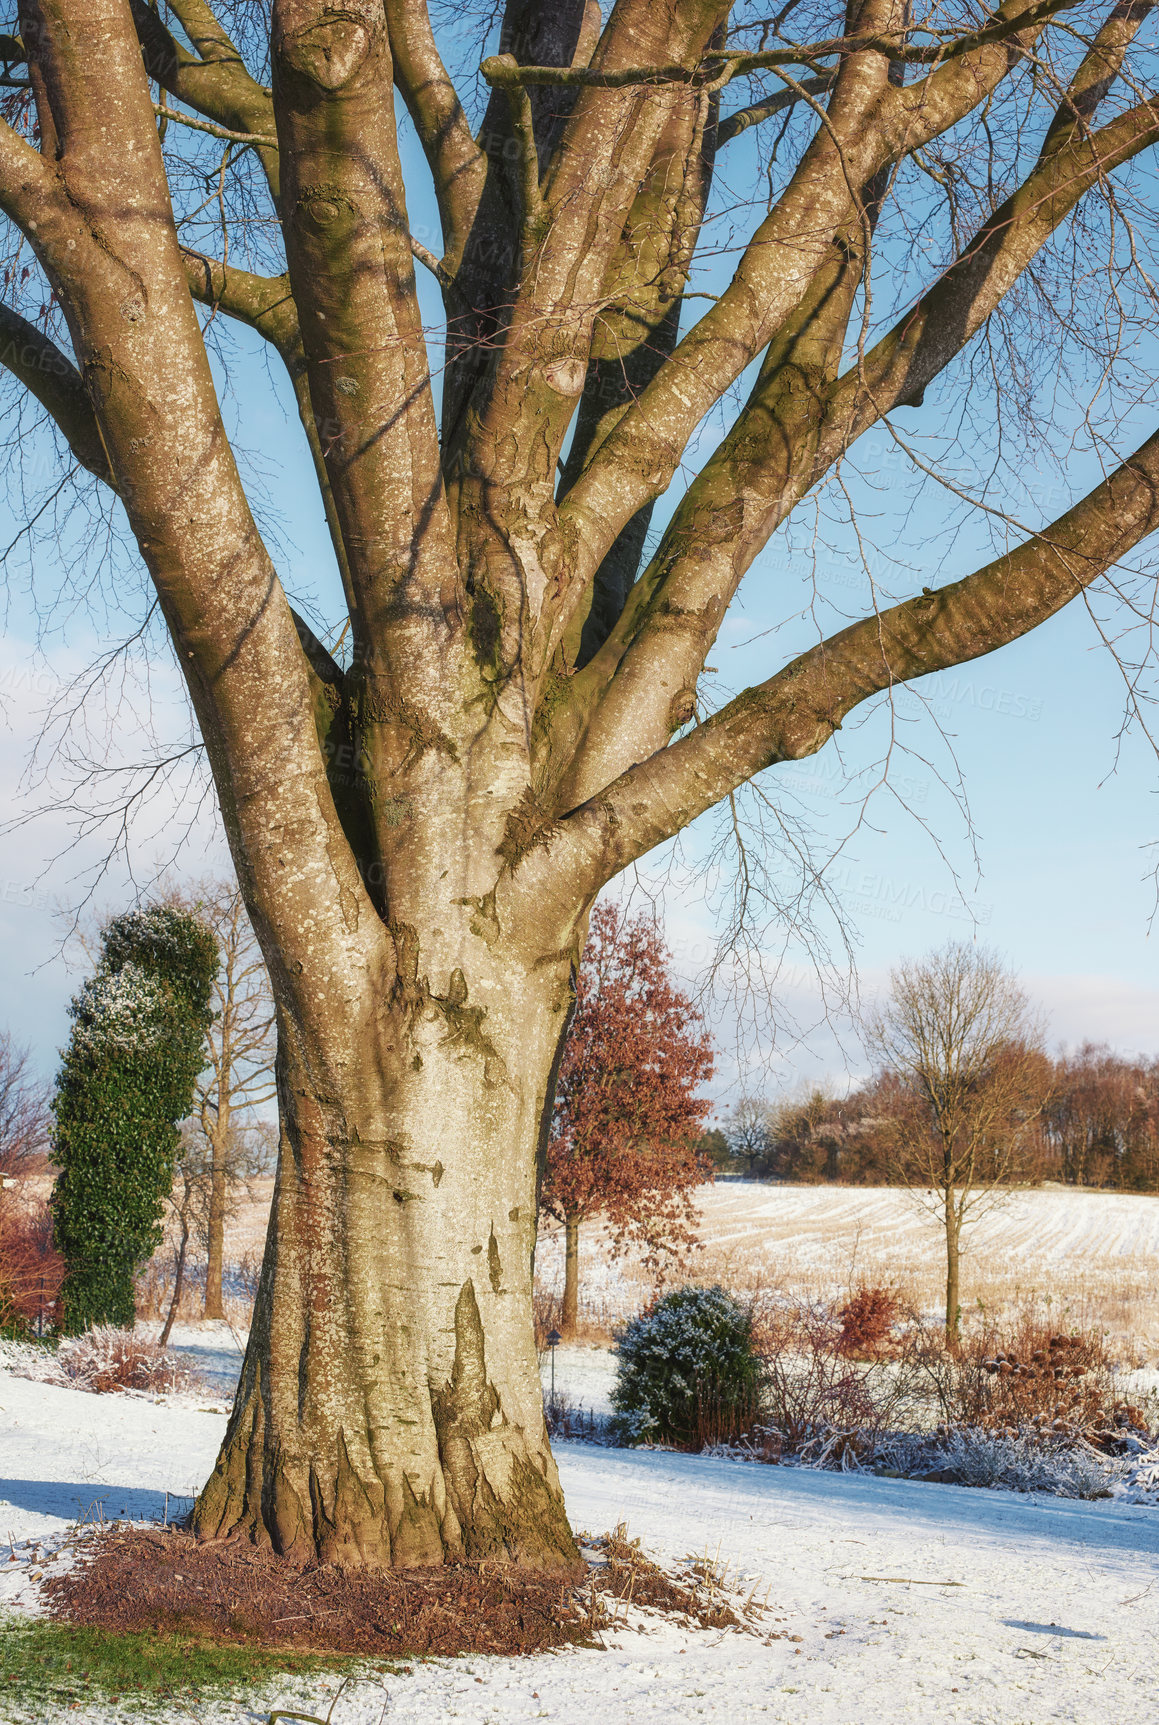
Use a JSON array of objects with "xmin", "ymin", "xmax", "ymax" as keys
[
  {"xmin": 541, "ymin": 1343, "xmax": 617, "ymax": 1417},
  {"xmin": 3, "ymin": 1365, "xmax": 1159, "ymax": 1723}
]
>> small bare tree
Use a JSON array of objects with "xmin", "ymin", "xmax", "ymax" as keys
[
  {"xmin": 865, "ymin": 943, "xmax": 1050, "ymax": 1341},
  {"xmin": 185, "ymin": 883, "xmax": 276, "ymax": 1321},
  {"xmin": 0, "ymin": 1032, "xmax": 50, "ymax": 1178},
  {"xmin": 722, "ymin": 1097, "xmax": 775, "ymax": 1177}
]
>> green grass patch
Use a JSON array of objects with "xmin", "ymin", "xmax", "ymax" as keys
[{"xmin": 0, "ymin": 1615, "xmax": 364, "ymax": 1719}]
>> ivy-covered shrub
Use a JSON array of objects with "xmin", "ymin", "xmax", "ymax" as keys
[
  {"xmin": 51, "ymin": 905, "xmax": 217, "ymax": 1332},
  {"xmin": 611, "ymin": 1285, "xmax": 765, "ymax": 1450}
]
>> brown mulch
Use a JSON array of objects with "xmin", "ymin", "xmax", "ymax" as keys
[
  {"xmin": 43, "ymin": 1525, "xmax": 605, "ymax": 1659},
  {"xmin": 43, "ymin": 1522, "xmax": 756, "ymax": 1660}
]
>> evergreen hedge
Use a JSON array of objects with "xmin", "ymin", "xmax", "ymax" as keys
[
  {"xmin": 51, "ymin": 905, "xmax": 217, "ymax": 1332},
  {"xmin": 611, "ymin": 1284, "xmax": 766, "ymax": 1449}
]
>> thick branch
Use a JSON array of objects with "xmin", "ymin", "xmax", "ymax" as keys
[
  {"xmin": 448, "ymin": 0, "xmax": 728, "ymax": 690},
  {"xmin": 19, "ymin": 0, "xmax": 388, "ymax": 1037},
  {"xmin": 180, "ymin": 250, "xmax": 296, "ymax": 347},
  {"xmin": 552, "ymin": 30, "xmax": 1159, "ymax": 802},
  {"xmin": 165, "ymin": 0, "xmax": 248, "ymax": 64},
  {"xmin": 180, "ymin": 249, "xmax": 359, "ymax": 612},
  {"xmin": 437, "ymin": 0, "xmax": 595, "ymax": 447},
  {"xmin": 530, "ymin": 422, "xmax": 1159, "ymax": 901},
  {"xmin": 481, "ymin": 2, "xmax": 1082, "ymax": 88},
  {"xmin": 556, "ymin": 0, "xmax": 1056, "ymax": 611},
  {"xmin": 129, "ymin": 0, "xmax": 280, "ymax": 200},
  {"xmin": 383, "ymin": 0, "xmax": 484, "ymax": 268},
  {"xmin": 271, "ymin": 0, "xmax": 465, "ymax": 868},
  {"xmin": 553, "ymin": 66, "xmax": 720, "ymax": 672},
  {"xmin": 0, "ymin": 302, "xmax": 111, "ymax": 481}
]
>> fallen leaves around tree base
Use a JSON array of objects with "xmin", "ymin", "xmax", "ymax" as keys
[{"xmin": 41, "ymin": 1519, "xmax": 770, "ymax": 1662}]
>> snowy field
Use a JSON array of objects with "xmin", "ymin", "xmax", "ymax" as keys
[
  {"xmin": 535, "ymin": 1183, "xmax": 1159, "ymax": 1346},
  {"xmin": 2, "ymin": 1366, "xmax": 1158, "ymax": 1723},
  {"xmin": 156, "ymin": 1180, "xmax": 1159, "ymax": 1348}
]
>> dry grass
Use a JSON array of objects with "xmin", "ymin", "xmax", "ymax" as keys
[{"xmin": 45, "ymin": 1521, "xmax": 766, "ymax": 1662}]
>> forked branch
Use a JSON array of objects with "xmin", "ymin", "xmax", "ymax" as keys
[{"xmin": 528, "ymin": 422, "xmax": 1159, "ymax": 904}]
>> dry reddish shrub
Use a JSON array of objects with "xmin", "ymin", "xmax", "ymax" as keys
[
  {"xmin": 752, "ymin": 1298, "xmax": 920, "ymax": 1455},
  {"xmin": 714, "ymin": 1289, "xmax": 1156, "ymax": 1468},
  {"xmin": 54, "ymin": 1326, "xmax": 199, "ymax": 1395},
  {"xmin": 589, "ymin": 1522, "xmax": 745, "ymax": 1632},
  {"xmin": 835, "ymin": 1286, "xmax": 903, "ymax": 1358},
  {"xmin": 0, "ymin": 1186, "xmax": 63, "ymax": 1335},
  {"xmin": 921, "ymin": 1315, "xmax": 1151, "ymax": 1448},
  {"xmin": 46, "ymin": 1525, "xmax": 596, "ymax": 1657}
]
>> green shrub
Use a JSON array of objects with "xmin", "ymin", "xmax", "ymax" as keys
[
  {"xmin": 51, "ymin": 904, "xmax": 217, "ymax": 1332},
  {"xmin": 611, "ymin": 1284, "xmax": 765, "ymax": 1449}
]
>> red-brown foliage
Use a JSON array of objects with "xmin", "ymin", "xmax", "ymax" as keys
[
  {"xmin": 933, "ymin": 1317, "xmax": 1150, "ymax": 1446},
  {"xmin": 0, "ymin": 1187, "xmax": 63, "ymax": 1334},
  {"xmin": 835, "ymin": 1286, "xmax": 903, "ymax": 1358},
  {"xmin": 541, "ymin": 903, "xmax": 715, "ymax": 1271}
]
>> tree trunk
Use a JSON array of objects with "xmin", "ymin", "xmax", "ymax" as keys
[
  {"xmin": 944, "ymin": 1196, "xmax": 961, "ymax": 1346},
  {"xmin": 204, "ymin": 1102, "xmax": 229, "ymax": 1322},
  {"xmin": 192, "ymin": 974, "xmax": 582, "ymax": 1574},
  {"xmin": 561, "ymin": 1214, "xmax": 580, "ymax": 1340},
  {"xmin": 160, "ymin": 1207, "xmax": 191, "ymax": 1349}
]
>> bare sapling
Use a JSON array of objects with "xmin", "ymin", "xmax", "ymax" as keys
[{"xmin": 865, "ymin": 943, "xmax": 1051, "ymax": 1341}]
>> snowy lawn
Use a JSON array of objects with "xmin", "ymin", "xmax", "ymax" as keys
[{"xmin": 2, "ymin": 1367, "xmax": 1158, "ymax": 1723}]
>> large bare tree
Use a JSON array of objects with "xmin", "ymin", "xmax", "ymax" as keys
[{"xmin": 1, "ymin": 0, "xmax": 1158, "ymax": 1569}]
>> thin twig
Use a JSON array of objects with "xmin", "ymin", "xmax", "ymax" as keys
[{"xmin": 152, "ymin": 105, "xmax": 277, "ymax": 150}]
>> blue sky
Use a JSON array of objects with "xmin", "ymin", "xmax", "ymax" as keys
[{"xmin": 0, "ymin": 62, "xmax": 1156, "ymax": 1096}]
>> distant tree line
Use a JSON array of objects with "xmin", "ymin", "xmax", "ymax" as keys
[{"xmin": 709, "ymin": 1044, "xmax": 1159, "ymax": 1194}]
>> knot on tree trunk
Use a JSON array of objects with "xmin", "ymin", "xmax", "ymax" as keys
[{"xmin": 274, "ymin": 4, "xmax": 379, "ymax": 91}]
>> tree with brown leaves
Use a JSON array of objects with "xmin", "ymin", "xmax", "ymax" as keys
[
  {"xmin": 0, "ymin": 0, "xmax": 1157, "ymax": 1568},
  {"xmin": 539, "ymin": 903, "xmax": 714, "ymax": 1338},
  {"xmin": 1044, "ymin": 1043, "xmax": 1159, "ymax": 1189}
]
